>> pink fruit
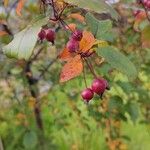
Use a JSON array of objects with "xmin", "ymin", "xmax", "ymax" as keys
[
  {"xmin": 72, "ymin": 30, "xmax": 83, "ymax": 41},
  {"xmin": 81, "ymin": 88, "xmax": 94, "ymax": 102},
  {"xmin": 38, "ymin": 29, "xmax": 46, "ymax": 41},
  {"xmin": 91, "ymin": 78, "xmax": 109, "ymax": 95},
  {"xmin": 46, "ymin": 29, "xmax": 55, "ymax": 44},
  {"xmin": 67, "ymin": 39, "xmax": 79, "ymax": 53}
]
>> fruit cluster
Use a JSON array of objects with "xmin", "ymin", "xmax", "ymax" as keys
[
  {"xmin": 81, "ymin": 78, "xmax": 109, "ymax": 103},
  {"xmin": 138, "ymin": 0, "xmax": 150, "ymax": 9},
  {"xmin": 38, "ymin": 28, "xmax": 55, "ymax": 44},
  {"xmin": 66, "ymin": 29, "xmax": 83, "ymax": 53}
]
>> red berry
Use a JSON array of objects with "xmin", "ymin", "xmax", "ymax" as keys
[
  {"xmin": 72, "ymin": 30, "xmax": 83, "ymax": 41},
  {"xmin": 91, "ymin": 78, "xmax": 108, "ymax": 95},
  {"xmin": 46, "ymin": 29, "xmax": 55, "ymax": 44},
  {"xmin": 38, "ymin": 29, "xmax": 46, "ymax": 41},
  {"xmin": 67, "ymin": 39, "xmax": 79, "ymax": 53},
  {"xmin": 81, "ymin": 88, "xmax": 94, "ymax": 102}
]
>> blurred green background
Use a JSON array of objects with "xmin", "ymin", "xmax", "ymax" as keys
[{"xmin": 0, "ymin": 0, "xmax": 150, "ymax": 150}]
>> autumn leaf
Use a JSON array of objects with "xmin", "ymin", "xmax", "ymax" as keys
[
  {"xmin": 134, "ymin": 11, "xmax": 146, "ymax": 32},
  {"xmin": 16, "ymin": 0, "xmax": 26, "ymax": 16},
  {"xmin": 60, "ymin": 55, "xmax": 83, "ymax": 82},
  {"xmin": 65, "ymin": 23, "xmax": 76, "ymax": 31},
  {"xmin": 59, "ymin": 47, "xmax": 73, "ymax": 60},
  {"xmin": 68, "ymin": 13, "xmax": 85, "ymax": 23},
  {"xmin": 0, "ymin": 31, "xmax": 8, "ymax": 36},
  {"xmin": 79, "ymin": 31, "xmax": 95, "ymax": 52}
]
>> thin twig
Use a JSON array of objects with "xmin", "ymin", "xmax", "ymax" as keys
[
  {"xmin": 83, "ymin": 58, "xmax": 97, "ymax": 78},
  {"xmin": 39, "ymin": 57, "xmax": 58, "ymax": 79},
  {"xmin": 81, "ymin": 58, "xmax": 88, "ymax": 88}
]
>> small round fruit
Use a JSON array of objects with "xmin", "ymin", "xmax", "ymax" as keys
[
  {"xmin": 67, "ymin": 39, "xmax": 79, "ymax": 53},
  {"xmin": 72, "ymin": 30, "xmax": 83, "ymax": 41},
  {"xmin": 46, "ymin": 29, "xmax": 55, "ymax": 44},
  {"xmin": 38, "ymin": 29, "xmax": 46, "ymax": 41},
  {"xmin": 81, "ymin": 88, "xmax": 94, "ymax": 102},
  {"xmin": 91, "ymin": 78, "xmax": 108, "ymax": 95}
]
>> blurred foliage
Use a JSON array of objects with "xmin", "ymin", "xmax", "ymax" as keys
[{"xmin": 0, "ymin": 0, "xmax": 150, "ymax": 150}]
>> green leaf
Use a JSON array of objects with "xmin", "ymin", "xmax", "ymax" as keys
[
  {"xmin": 3, "ymin": 16, "xmax": 48, "ymax": 60},
  {"xmin": 85, "ymin": 13, "xmax": 99, "ymax": 36},
  {"xmin": 23, "ymin": 131, "xmax": 38, "ymax": 149},
  {"xmin": 64, "ymin": 0, "xmax": 119, "ymax": 20},
  {"xmin": 96, "ymin": 46, "xmax": 137, "ymax": 79},
  {"xmin": 85, "ymin": 13, "xmax": 115, "ymax": 41},
  {"xmin": 108, "ymin": 96, "xmax": 123, "ymax": 111},
  {"xmin": 125, "ymin": 102, "xmax": 139, "ymax": 124}
]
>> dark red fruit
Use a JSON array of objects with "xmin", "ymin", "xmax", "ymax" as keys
[
  {"xmin": 67, "ymin": 39, "xmax": 79, "ymax": 53},
  {"xmin": 38, "ymin": 29, "xmax": 46, "ymax": 41},
  {"xmin": 81, "ymin": 88, "xmax": 94, "ymax": 102},
  {"xmin": 72, "ymin": 30, "xmax": 83, "ymax": 41},
  {"xmin": 91, "ymin": 78, "xmax": 109, "ymax": 95},
  {"xmin": 46, "ymin": 29, "xmax": 55, "ymax": 44}
]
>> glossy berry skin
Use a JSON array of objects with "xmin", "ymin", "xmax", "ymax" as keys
[
  {"xmin": 67, "ymin": 39, "xmax": 79, "ymax": 53},
  {"xmin": 81, "ymin": 88, "xmax": 94, "ymax": 102},
  {"xmin": 46, "ymin": 29, "xmax": 55, "ymax": 44},
  {"xmin": 91, "ymin": 78, "xmax": 108, "ymax": 95},
  {"xmin": 38, "ymin": 29, "xmax": 46, "ymax": 41},
  {"xmin": 72, "ymin": 30, "xmax": 83, "ymax": 41}
]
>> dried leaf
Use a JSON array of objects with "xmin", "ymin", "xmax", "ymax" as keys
[
  {"xmin": 79, "ymin": 31, "xmax": 95, "ymax": 52},
  {"xmin": 16, "ymin": 0, "xmax": 26, "ymax": 16},
  {"xmin": 60, "ymin": 55, "xmax": 83, "ymax": 82}
]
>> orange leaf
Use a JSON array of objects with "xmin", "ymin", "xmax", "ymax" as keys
[
  {"xmin": 65, "ymin": 23, "xmax": 76, "ymax": 31},
  {"xmin": 0, "ymin": 31, "xmax": 8, "ymax": 36},
  {"xmin": 79, "ymin": 31, "xmax": 95, "ymax": 52},
  {"xmin": 16, "ymin": 0, "xmax": 26, "ymax": 16},
  {"xmin": 60, "ymin": 55, "xmax": 83, "ymax": 82},
  {"xmin": 68, "ymin": 13, "xmax": 85, "ymax": 23},
  {"xmin": 59, "ymin": 47, "xmax": 73, "ymax": 61}
]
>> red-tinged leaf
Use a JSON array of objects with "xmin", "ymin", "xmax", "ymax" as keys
[
  {"xmin": 16, "ymin": 0, "xmax": 26, "ymax": 16},
  {"xmin": 59, "ymin": 47, "xmax": 73, "ymax": 61},
  {"xmin": 79, "ymin": 31, "xmax": 95, "ymax": 52},
  {"xmin": 134, "ymin": 11, "xmax": 146, "ymax": 32},
  {"xmin": 60, "ymin": 55, "xmax": 83, "ymax": 82}
]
